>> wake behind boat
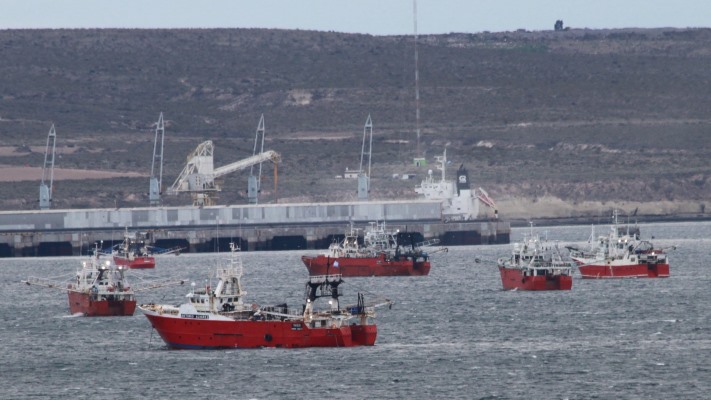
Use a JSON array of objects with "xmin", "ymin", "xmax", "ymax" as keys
[
  {"xmin": 567, "ymin": 212, "xmax": 673, "ymax": 279},
  {"xmin": 497, "ymin": 228, "xmax": 574, "ymax": 291},
  {"xmin": 140, "ymin": 243, "xmax": 393, "ymax": 349},
  {"xmin": 301, "ymin": 221, "xmax": 441, "ymax": 277}
]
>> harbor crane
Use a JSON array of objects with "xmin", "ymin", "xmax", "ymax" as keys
[
  {"xmin": 149, "ymin": 112, "xmax": 165, "ymax": 207},
  {"xmin": 248, "ymin": 114, "xmax": 266, "ymax": 204},
  {"xmin": 167, "ymin": 140, "xmax": 280, "ymax": 206},
  {"xmin": 39, "ymin": 124, "xmax": 57, "ymax": 210},
  {"xmin": 357, "ymin": 115, "xmax": 373, "ymax": 200}
]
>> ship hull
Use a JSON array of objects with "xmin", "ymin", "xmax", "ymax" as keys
[
  {"xmin": 577, "ymin": 263, "xmax": 670, "ymax": 279},
  {"xmin": 498, "ymin": 266, "xmax": 573, "ymax": 291},
  {"xmin": 67, "ymin": 292, "xmax": 136, "ymax": 316},
  {"xmin": 113, "ymin": 255, "xmax": 155, "ymax": 269},
  {"xmin": 301, "ymin": 254, "xmax": 430, "ymax": 277},
  {"xmin": 143, "ymin": 312, "xmax": 378, "ymax": 349}
]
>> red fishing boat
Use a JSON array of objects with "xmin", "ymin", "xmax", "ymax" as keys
[
  {"xmin": 497, "ymin": 228, "xmax": 573, "ymax": 291},
  {"xmin": 23, "ymin": 244, "xmax": 184, "ymax": 317},
  {"xmin": 24, "ymin": 246, "xmax": 137, "ymax": 316},
  {"xmin": 567, "ymin": 212, "xmax": 672, "ymax": 279},
  {"xmin": 110, "ymin": 229, "xmax": 184, "ymax": 269},
  {"xmin": 301, "ymin": 221, "xmax": 439, "ymax": 277},
  {"xmin": 140, "ymin": 244, "xmax": 392, "ymax": 349},
  {"xmin": 112, "ymin": 230, "xmax": 155, "ymax": 269}
]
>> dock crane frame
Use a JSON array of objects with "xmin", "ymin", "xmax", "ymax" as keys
[
  {"xmin": 248, "ymin": 114, "xmax": 266, "ymax": 204},
  {"xmin": 149, "ymin": 112, "xmax": 165, "ymax": 207},
  {"xmin": 357, "ymin": 115, "xmax": 373, "ymax": 200},
  {"xmin": 39, "ymin": 124, "xmax": 57, "ymax": 210},
  {"xmin": 167, "ymin": 140, "xmax": 280, "ymax": 206}
]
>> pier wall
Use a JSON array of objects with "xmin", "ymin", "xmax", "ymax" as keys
[{"xmin": 0, "ymin": 200, "xmax": 509, "ymax": 257}]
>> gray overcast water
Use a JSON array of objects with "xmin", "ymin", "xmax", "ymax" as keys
[{"xmin": 1, "ymin": 221, "xmax": 709, "ymax": 399}]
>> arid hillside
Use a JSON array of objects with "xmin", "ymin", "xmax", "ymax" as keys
[{"xmin": 0, "ymin": 28, "xmax": 710, "ymax": 220}]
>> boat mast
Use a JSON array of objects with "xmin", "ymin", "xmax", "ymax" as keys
[
  {"xmin": 149, "ymin": 112, "xmax": 165, "ymax": 207},
  {"xmin": 39, "ymin": 124, "xmax": 57, "ymax": 210}
]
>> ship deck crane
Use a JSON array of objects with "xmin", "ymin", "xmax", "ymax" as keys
[
  {"xmin": 167, "ymin": 140, "xmax": 281, "ymax": 206},
  {"xmin": 39, "ymin": 124, "xmax": 57, "ymax": 210}
]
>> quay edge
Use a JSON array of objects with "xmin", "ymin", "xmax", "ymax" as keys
[{"xmin": 0, "ymin": 200, "xmax": 509, "ymax": 257}]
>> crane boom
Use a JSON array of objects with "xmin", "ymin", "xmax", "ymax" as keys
[
  {"xmin": 39, "ymin": 124, "xmax": 57, "ymax": 210},
  {"xmin": 167, "ymin": 139, "xmax": 280, "ymax": 206},
  {"xmin": 213, "ymin": 150, "xmax": 280, "ymax": 178},
  {"xmin": 149, "ymin": 112, "xmax": 165, "ymax": 206}
]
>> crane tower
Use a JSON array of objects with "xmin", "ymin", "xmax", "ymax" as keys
[
  {"xmin": 248, "ymin": 114, "xmax": 266, "ymax": 204},
  {"xmin": 357, "ymin": 115, "xmax": 373, "ymax": 200},
  {"xmin": 39, "ymin": 124, "xmax": 57, "ymax": 210},
  {"xmin": 149, "ymin": 112, "xmax": 165, "ymax": 206},
  {"xmin": 167, "ymin": 140, "xmax": 280, "ymax": 206}
]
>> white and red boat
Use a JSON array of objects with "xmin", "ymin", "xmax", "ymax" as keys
[
  {"xmin": 111, "ymin": 230, "xmax": 155, "ymax": 269},
  {"xmin": 140, "ymin": 244, "xmax": 392, "ymax": 349},
  {"xmin": 301, "ymin": 221, "xmax": 437, "ymax": 277},
  {"xmin": 23, "ymin": 244, "xmax": 184, "ymax": 317},
  {"xmin": 497, "ymin": 229, "xmax": 574, "ymax": 291},
  {"xmin": 24, "ymin": 246, "xmax": 137, "ymax": 316},
  {"xmin": 567, "ymin": 213, "xmax": 672, "ymax": 279},
  {"xmin": 110, "ymin": 229, "xmax": 184, "ymax": 269}
]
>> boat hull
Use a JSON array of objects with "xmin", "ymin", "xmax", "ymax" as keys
[
  {"xmin": 498, "ymin": 266, "xmax": 572, "ymax": 291},
  {"xmin": 67, "ymin": 292, "xmax": 136, "ymax": 316},
  {"xmin": 114, "ymin": 255, "xmax": 155, "ymax": 269},
  {"xmin": 143, "ymin": 312, "xmax": 378, "ymax": 349},
  {"xmin": 577, "ymin": 263, "xmax": 670, "ymax": 279},
  {"xmin": 301, "ymin": 254, "xmax": 430, "ymax": 277}
]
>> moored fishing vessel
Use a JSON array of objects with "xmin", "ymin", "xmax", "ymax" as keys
[
  {"xmin": 110, "ymin": 229, "xmax": 184, "ymax": 269},
  {"xmin": 301, "ymin": 221, "xmax": 439, "ymax": 277},
  {"xmin": 497, "ymin": 229, "xmax": 574, "ymax": 291},
  {"xmin": 111, "ymin": 230, "xmax": 155, "ymax": 269},
  {"xmin": 24, "ymin": 245, "xmax": 137, "ymax": 316},
  {"xmin": 23, "ymin": 244, "xmax": 185, "ymax": 316},
  {"xmin": 140, "ymin": 243, "xmax": 392, "ymax": 349},
  {"xmin": 567, "ymin": 212, "xmax": 673, "ymax": 279}
]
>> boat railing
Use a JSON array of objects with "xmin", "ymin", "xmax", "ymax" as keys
[
  {"xmin": 308, "ymin": 274, "xmax": 343, "ymax": 283},
  {"xmin": 257, "ymin": 306, "xmax": 302, "ymax": 320},
  {"xmin": 415, "ymin": 238, "xmax": 441, "ymax": 247}
]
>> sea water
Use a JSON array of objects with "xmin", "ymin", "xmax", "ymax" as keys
[{"xmin": 0, "ymin": 221, "xmax": 709, "ymax": 399}]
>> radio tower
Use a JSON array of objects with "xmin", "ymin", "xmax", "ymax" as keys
[{"xmin": 413, "ymin": 0, "xmax": 421, "ymax": 158}]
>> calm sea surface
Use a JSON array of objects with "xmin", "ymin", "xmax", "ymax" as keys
[{"xmin": 1, "ymin": 221, "xmax": 709, "ymax": 399}]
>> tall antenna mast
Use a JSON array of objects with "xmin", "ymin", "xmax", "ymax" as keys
[
  {"xmin": 149, "ymin": 112, "xmax": 165, "ymax": 206},
  {"xmin": 39, "ymin": 124, "xmax": 57, "ymax": 210},
  {"xmin": 413, "ymin": 0, "xmax": 421, "ymax": 158},
  {"xmin": 248, "ymin": 114, "xmax": 266, "ymax": 204}
]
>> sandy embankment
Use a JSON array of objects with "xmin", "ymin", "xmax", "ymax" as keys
[
  {"xmin": 496, "ymin": 195, "xmax": 707, "ymax": 221},
  {"xmin": 0, "ymin": 166, "xmax": 145, "ymax": 181}
]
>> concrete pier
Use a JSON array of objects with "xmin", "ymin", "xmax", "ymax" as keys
[{"xmin": 0, "ymin": 200, "xmax": 509, "ymax": 257}]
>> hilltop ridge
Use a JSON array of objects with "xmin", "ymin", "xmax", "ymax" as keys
[{"xmin": 0, "ymin": 28, "xmax": 710, "ymax": 220}]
